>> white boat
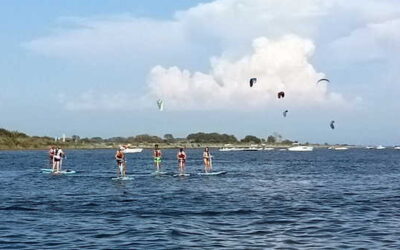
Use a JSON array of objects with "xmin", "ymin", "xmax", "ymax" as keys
[
  {"xmin": 288, "ymin": 146, "xmax": 314, "ymax": 152},
  {"xmin": 219, "ymin": 147, "xmax": 239, "ymax": 151},
  {"xmin": 394, "ymin": 146, "xmax": 400, "ymax": 150},
  {"xmin": 334, "ymin": 147, "xmax": 349, "ymax": 151},
  {"xmin": 365, "ymin": 146, "xmax": 374, "ymax": 149},
  {"xmin": 376, "ymin": 145, "xmax": 385, "ymax": 150},
  {"xmin": 123, "ymin": 148, "xmax": 143, "ymax": 153},
  {"xmin": 263, "ymin": 147, "xmax": 274, "ymax": 151},
  {"xmin": 243, "ymin": 147, "xmax": 263, "ymax": 151},
  {"xmin": 219, "ymin": 147, "xmax": 262, "ymax": 151}
]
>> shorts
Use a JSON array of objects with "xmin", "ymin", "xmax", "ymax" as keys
[{"xmin": 154, "ymin": 157, "xmax": 161, "ymax": 163}]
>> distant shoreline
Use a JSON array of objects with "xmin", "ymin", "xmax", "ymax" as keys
[
  {"xmin": 0, "ymin": 143, "xmax": 364, "ymax": 151},
  {"xmin": 0, "ymin": 127, "xmax": 363, "ymax": 151}
]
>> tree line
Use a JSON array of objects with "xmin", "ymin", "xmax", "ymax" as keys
[{"xmin": 0, "ymin": 128, "xmax": 295, "ymax": 149}]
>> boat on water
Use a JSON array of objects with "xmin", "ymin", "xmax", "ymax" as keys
[
  {"xmin": 334, "ymin": 147, "xmax": 349, "ymax": 151},
  {"xmin": 288, "ymin": 146, "xmax": 314, "ymax": 152},
  {"xmin": 263, "ymin": 147, "xmax": 274, "ymax": 151},
  {"xmin": 123, "ymin": 148, "xmax": 143, "ymax": 153},
  {"xmin": 394, "ymin": 146, "xmax": 400, "ymax": 150},
  {"xmin": 219, "ymin": 147, "xmax": 244, "ymax": 152},
  {"xmin": 376, "ymin": 145, "xmax": 385, "ymax": 150},
  {"xmin": 243, "ymin": 147, "xmax": 263, "ymax": 151},
  {"xmin": 365, "ymin": 146, "xmax": 374, "ymax": 149},
  {"xmin": 219, "ymin": 147, "xmax": 264, "ymax": 152}
]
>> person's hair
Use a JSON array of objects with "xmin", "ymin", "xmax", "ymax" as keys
[
  {"xmin": 205, "ymin": 147, "xmax": 209, "ymax": 151},
  {"xmin": 179, "ymin": 148, "xmax": 183, "ymax": 152},
  {"xmin": 155, "ymin": 144, "xmax": 159, "ymax": 148}
]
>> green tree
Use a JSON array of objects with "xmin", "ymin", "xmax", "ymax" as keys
[
  {"xmin": 133, "ymin": 134, "xmax": 163, "ymax": 143},
  {"xmin": 241, "ymin": 135, "xmax": 261, "ymax": 144},
  {"xmin": 266, "ymin": 135, "xmax": 276, "ymax": 144},
  {"xmin": 71, "ymin": 135, "xmax": 80, "ymax": 142},
  {"xmin": 187, "ymin": 132, "xmax": 238, "ymax": 143},
  {"xmin": 164, "ymin": 134, "xmax": 175, "ymax": 143}
]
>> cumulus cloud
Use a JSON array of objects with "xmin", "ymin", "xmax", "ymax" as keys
[
  {"xmin": 24, "ymin": 0, "xmax": 400, "ymax": 111},
  {"xmin": 147, "ymin": 35, "xmax": 345, "ymax": 110}
]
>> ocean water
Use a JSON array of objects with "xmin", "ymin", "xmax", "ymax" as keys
[{"xmin": 1, "ymin": 148, "xmax": 400, "ymax": 249}]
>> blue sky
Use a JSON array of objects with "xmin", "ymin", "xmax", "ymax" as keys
[{"xmin": 0, "ymin": 0, "xmax": 399, "ymax": 145}]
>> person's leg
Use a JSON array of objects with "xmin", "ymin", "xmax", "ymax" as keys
[
  {"xmin": 122, "ymin": 161, "xmax": 126, "ymax": 177},
  {"xmin": 55, "ymin": 160, "xmax": 60, "ymax": 172}
]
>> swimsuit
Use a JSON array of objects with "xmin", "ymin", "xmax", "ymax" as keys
[
  {"xmin": 116, "ymin": 152, "xmax": 124, "ymax": 163},
  {"xmin": 178, "ymin": 153, "xmax": 186, "ymax": 163},
  {"xmin": 154, "ymin": 150, "xmax": 161, "ymax": 163}
]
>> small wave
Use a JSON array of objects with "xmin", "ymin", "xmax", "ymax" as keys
[{"xmin": 0, "ymin": 206, "xmax": 38, "ymax": 211}]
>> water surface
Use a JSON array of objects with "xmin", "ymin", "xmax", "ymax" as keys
[{"xmin": 1, "ymin": 149, "xmax": 399, "ymax": 249}]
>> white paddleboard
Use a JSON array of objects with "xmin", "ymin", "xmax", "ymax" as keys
[
  {"xmin": 173, "ymin": 173, "xmax": 190, "ymax": 177},
  {"xmin": 198, "ymin": 171, "xmax": 227, "ymax": 176},
  {"xmin": 152, "ymin": 171, "xmax": 168, "ymax": 176},
  {"xmin": 41, "ymin": 169, "xmax": 76, "ymax": 174},
  {"xmin": 112, "ymin": 176, "xmax": 134, "ymax": 181}
]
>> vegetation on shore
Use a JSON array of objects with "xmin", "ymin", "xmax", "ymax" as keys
[{"xmin": 0, "ymin": 128, "xmax": 338, "ymax": 150}]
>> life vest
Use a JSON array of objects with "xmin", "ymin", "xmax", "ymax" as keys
[
  {"xmin": 116, "ymin": 151, "xmax": 124, "ymax": 160},
  {"xmin": 178, "ymin": 152, "xmax": 186, "ymax": 159},
  {"xmin": 54, "ymin": 149, "xmax": 63, "ymax": 160}
]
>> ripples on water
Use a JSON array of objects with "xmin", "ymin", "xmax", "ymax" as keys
[{"xmin": 1, "ymin": 149, "xmax": 400, "ymax": 249}]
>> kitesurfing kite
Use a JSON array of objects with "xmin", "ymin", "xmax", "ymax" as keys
[
  {"xmin": 317, "ymin": 78, "xmax": 330, "ymax": 84},
  {"xmin": 283, "ymin": 110, "xmax": 288, "ymax": 118},
  {"xmin": 277, "ymin": 91, "xmax": 285, "ymax": 99},
  {"xmin": 157, "ymin": 99, "xmax": 164, "ymax": 111},
  {"xmin": 249, "ymin": 78, "xmax": 257, "ymax": 87},
  {"xmin": 330, "ymin": 120, "xmax": 335, "ymax": 130}
]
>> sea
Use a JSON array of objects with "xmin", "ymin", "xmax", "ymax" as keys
[{"xmin": 0, "ymin": 148, "xmax": 399, "ymax": 249}]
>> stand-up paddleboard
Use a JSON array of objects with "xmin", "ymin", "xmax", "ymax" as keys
[
  {"xmin": 173, "ymin": 173, "xmax": 190, "ymax": 177},
  {"xmin": 198, "ymin": 171, "xmax": 227, "ymax": 176},
  {"xmin": 41, "ymin": 169, "xmax": 76, "ymax": 175},
  {"xmin": 152, "ymin": 171, "xmax": 168, "ymax": 176},
  {"xmin": 112, "ymin": 176, "xmax": 134, "ymax": 181}
]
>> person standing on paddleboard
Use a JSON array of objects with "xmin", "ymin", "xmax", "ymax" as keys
[
  {"xmin": 115, "ymin": 147, "xmax": 126, "ymax": 177},
  {"xmin": 177, "ymin": 148, "xmax": 187, "ymax": 175},
  {"xmin": 48, "ymin": 145, "xmax": 56, "ymax": 167},
  {"xmin": 53, "ymin": 146, "xmax": 65, "ymax": 173},
  {"xmin": 203, "ymin": 147, "xmax": 212, "ymax": 173},
  {"xmin": 153, "ymin": 144, "xmax": 162, "ymax": 172}
]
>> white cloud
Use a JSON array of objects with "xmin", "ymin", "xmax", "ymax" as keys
[
  {"xmin": 147, "ymin": 35, "xmax": 345, "ymax": 110},
  {"xmin": 25, "ymin": 0, "xmax": 400, "ymax": 111},
  {"xmin": 25, "ymin": 0, "xmax": 400, "ymax": 61},
  {"xmin": 60, "ymin": 90, "xmax": 151, "ymax": 111},
  {"xmin": 327, "ymin": 18, "xmax": 400, "ymax": 63},
  {"xmin": 24, "ymin": 17, "xmax": 186, "ymax": 63}
]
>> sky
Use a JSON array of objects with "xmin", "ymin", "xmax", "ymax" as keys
[{"xmin": 0, "ymin": 0, "xmax": 399, "ymax": 145}]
